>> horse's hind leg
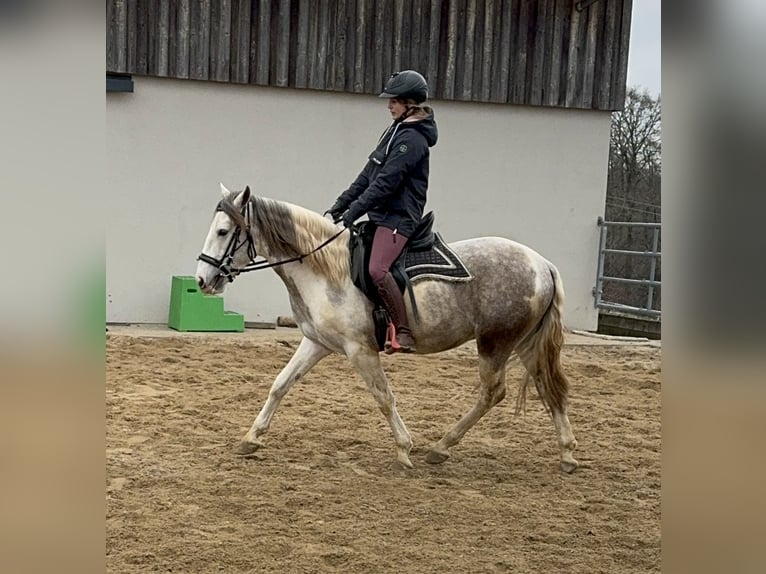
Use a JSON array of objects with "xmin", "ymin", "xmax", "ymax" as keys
[
  {"xmin": 237, "ymin": 337, "xmax": 331, "ymax": 456},
  {"xmin": 517, "ymin": 355, "xmax": 578, "ymax": 474},
  {"xmin": 551, "ymin": 406, "xmax": 577, "ymax": 474},
  {"xmin": 347, "ymin": 346, "xmax": 414, "ymax": 469},
  {"xmin": 426, "ymin": 349, "xmax": 509, "ymax": 464}
]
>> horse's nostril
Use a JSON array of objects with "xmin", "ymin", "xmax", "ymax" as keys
[{"xmin": 197, "ymin": 277, "xmax": 204, "ymax": 289}]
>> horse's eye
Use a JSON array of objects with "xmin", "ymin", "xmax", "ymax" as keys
[{"xmin": 217, "ymin": 229, "xmax": 228, "ymax": 237}]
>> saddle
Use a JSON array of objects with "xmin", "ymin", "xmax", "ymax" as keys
[{"xmin": 348, "ymin": 212, "xmax": 472, "ymax": 351}]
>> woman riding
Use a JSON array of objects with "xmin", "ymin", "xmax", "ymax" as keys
[{"xmin": 326, "ymin": 70, "xmax": 438, "ymax": 353}]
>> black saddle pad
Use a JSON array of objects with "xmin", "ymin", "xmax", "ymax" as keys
[{"xmin": 403, "ymin": 232, "xmax": 472, "ymax": 283}]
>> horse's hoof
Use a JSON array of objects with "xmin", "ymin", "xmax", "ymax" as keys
[
  {"xmin": 425, "ymin": 448, "xmax": 449, "ymax": 465},
  {"xmin": 396, "ymin": 453, "xmax": 414, "ymax": 469},
  {"xmin": 560, "ymin": 458, "xmax": 579, "ymax": 474},
  {"xmin": 236, "ymin": 440, "xmax": 262, "ymax": 456}
]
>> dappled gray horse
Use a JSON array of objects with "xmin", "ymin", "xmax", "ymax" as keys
[{"xmin": 196, "ymin": 184, "xmax": 578, "ymax": 472}]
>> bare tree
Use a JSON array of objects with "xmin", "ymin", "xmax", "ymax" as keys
[
  {"xmin": 607, "ymin": 87, "xmax": 661, "ymax": 221},
  {"xmin": 603, "ymin": 87, "xmax": 662, "ymax": 311}
]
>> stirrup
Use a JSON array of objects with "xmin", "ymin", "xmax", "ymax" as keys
[
  {"xmin": 384, "ymin": 323, "xmax": 414, "ymax": 354},
  {"xmin": 384, "ymin": 323, "xmax": 399, "ymax": 354}
]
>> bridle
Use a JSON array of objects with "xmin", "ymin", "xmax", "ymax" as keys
[{"xmin": 197, "ymin": 199, "xmax": 345, "ymax": 283}]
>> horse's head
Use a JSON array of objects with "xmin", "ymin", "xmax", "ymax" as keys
[{"xmin": 196, "ymin": 183, "xmax": 255, "ymax": 294}]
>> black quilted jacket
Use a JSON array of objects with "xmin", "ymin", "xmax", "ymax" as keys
[{"xmin": 336, "ymin": 109, "xmax": 438, "ymax": 238}]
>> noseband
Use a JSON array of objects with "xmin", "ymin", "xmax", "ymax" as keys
[
  {"xmin": 197, "ymin": 200, "xmax": 258, "ymax": 283},
  {"xmin": 197, "ymin": 199, "xmax": 346, "ymax": 283}
]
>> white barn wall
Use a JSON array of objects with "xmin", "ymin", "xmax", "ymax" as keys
[{"xmin": 107, "ymin": 76, "xmax": 609, "ymax": 330}]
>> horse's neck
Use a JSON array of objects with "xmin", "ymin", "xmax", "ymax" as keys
[
  {"xmin": 253, "ymin": 197, "xmax": 346, "ymax": 285},
  {"xmin": 251, "ymin": 197, "xmax": 306, "ymax": 260}
]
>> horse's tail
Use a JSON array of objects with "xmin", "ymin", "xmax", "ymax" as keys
[{"xmin": 514, "ymin": 262, "xmax": 569, "ymax": 416}]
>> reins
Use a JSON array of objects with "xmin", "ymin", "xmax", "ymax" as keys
[
  {"xmin": 198, "ymin": 199, "xmax": 346, "ymax": 283},
  {"xmin": 233, "ymin": 227, "xmax": 346, "ymax": 274}
]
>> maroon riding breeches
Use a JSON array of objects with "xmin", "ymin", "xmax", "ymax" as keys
[{"xmin": 368, "ymin": 226, "xmax": 409, "ymax": 285}]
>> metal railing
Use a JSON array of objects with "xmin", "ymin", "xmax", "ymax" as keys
[{"xmin": 594, "ymin": 217, "xmax": 661, "ymax": 319}]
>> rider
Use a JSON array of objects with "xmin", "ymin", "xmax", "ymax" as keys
[{"xmin": 326, "ymin": 70, "xmax": 438, "ymax": 353}]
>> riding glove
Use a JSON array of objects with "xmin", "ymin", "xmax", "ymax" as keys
[
  {"xmin": 342, "ymin": 201, "xmax": 367, "ymax": 227},
  {"xmin": 325, "ymin": 199, "xmax": 347, "ymax": 222},
  {"xmin": 341, "ymin": 210, "xmax": 356, "ymax": 228}
]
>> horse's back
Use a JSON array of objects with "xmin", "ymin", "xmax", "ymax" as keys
[
  {"xmin": 455, "ymin": 236, "xmax": 557, "ymax": 342},
  {"xmin": 451, "ymin": 236, "xmax": 555, "ymax": 285},
  {"xmin": 409, "ymin": 236, "xmax": 558, "ymax": 354}
]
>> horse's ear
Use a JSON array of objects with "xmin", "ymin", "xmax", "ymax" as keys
[
  {"xmin": 231, "ymin": 185, "xmax": 251, "ymax": 209},
  {"xmin": 220, "ymin": 182, "xmax": 237, "ymax": 201}
]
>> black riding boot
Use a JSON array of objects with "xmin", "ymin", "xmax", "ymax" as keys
[{"xmin": 376, "ymin": 272, "xmax": 416, "ymax": 353}]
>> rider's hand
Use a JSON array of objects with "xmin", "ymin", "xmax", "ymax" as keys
[
  {"xmin": 325, "ymin": 199, "xmax": 346, "ymax": 222},
  {"xmin": 341, "ymin": 211, "xmax": 356, "ymax": 228}
]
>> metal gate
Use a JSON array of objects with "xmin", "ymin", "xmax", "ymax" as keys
[{"xmin": 593, "ymin": 217, "xmax": 661, "ymax": 319}]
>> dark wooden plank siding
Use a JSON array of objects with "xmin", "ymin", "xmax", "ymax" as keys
[
  {"xmin": 275, "ymin": 0, "xmax": 291, "ymax": 86},
  {"xmin": 134, "ymin": 0, "xmax": 148, "ymax": 74},
  {"xmin": 547, "ymin": 0, "xmax": 566, "ymax": 106},
  {"xmin": 353, "ymin": 0, "xmax": 365, "ymax": 92},
  {"xmin": 126, "ymin": 0, "xmax": 137, "ymax": 71},
  {"xmin": 106, "ymin": 0, "xmax": 116, "ymax": 70},
  {"xmin": 254, "ymin": 0, "xmax": 270, "ymax": 84},
  {"xmin": 597, "ymin": 0, "xmax": 618, "ymax": 109},
  {"xmin": 213, "ymin": 0, "xmax": 231, "ymax": 82},
  {"xmin": 496, "ymin": 0, "xmax": 512, "ymax": 103},
  {"xmin": 145, "ymin": 1, "xmax": 156, "ymax": 74},
  {"xmin": 229, "ymin": 0, "xmax": 251, "ymax": 83},
  {"xmin": 157, "ymin": 1, "xmax": 170, "ymax": 76},
  {"xmin": 106, "ymin": 0, "xmax": 633, "ymax": 111},
  {"xmin": 614, "ymin": 0, "xmax": 633, "ymax": 107},
  {"xmin": 484, "ymin": 0, "xmax": 496, "ymax": 100},
  {"xmin": 385, "ymin": 0, "xmax": 394, "ymax": 84},
  {"xmin": 529, "ymin": 0, "xmax": 548, "ymax": 106},
  {"xmin": 190, "ymin": 0, "xmax": 210, "ymax": 79},
  {"xmin": 581, "ymin": 0, "xmax": 603, "ymax": 109},
  {"xmin": 426, "ymin": 0, "xmax": 442, "ymax": 95},
  {"xmin": 294, "ymin": 0, "xmax": 308, "ymax": 87},
  {"xmin": 168, "ymin": 1, "xmax": 177, "ymax": 77},
  {"xmin": 564, "ymin": 6, "xmax": 585, "ymax": 107}
]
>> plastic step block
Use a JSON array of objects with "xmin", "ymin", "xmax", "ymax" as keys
[{"xmin": 168, "ymin": 276, "xmax": 244, "ymax": 332}]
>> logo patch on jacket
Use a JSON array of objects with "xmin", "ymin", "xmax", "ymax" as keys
[{"xmin": 398, "ymin": 144, "xmax": 408, "ymax": 153}]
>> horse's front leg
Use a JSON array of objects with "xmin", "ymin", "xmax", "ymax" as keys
[
  {"xmin": 347, "ymin": 346, "xmax": 414, "ymax": 469},
  {"xmin": 237, "ymin": 336, "xmax": 331, "ymax": 456}
]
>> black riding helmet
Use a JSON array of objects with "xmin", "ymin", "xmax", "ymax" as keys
[{"xmin": 378, "ymin": 70, "xmax": 428, "ymax": 104}]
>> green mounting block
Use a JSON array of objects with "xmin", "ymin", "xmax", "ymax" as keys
[{"xmin": 168, "ymin": 276, "xmax": 244, "ymax": 332}]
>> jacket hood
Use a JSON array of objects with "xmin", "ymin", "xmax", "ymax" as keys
[{"xmin": 404, "ymin": 107, "xmax": 438, "ymax": 147}]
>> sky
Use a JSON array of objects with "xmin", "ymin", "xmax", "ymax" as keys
[{"xmin": 627, "ymin": 0, "xmax": 661, "ymax": 96}]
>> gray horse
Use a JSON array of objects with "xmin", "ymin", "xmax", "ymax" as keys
[{"xmin": 196, "ymin": 184, "xmax": 578, "ymax": 472}]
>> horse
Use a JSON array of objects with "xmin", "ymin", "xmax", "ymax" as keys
[{"xmin": 195, "ymin": 183, "xmax": 578, "ymax": 473}]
